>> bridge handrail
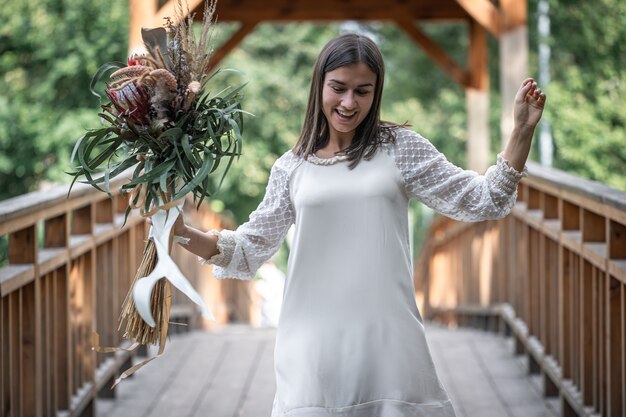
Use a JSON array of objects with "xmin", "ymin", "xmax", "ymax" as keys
[
  {"xmin": 524, "ymin": 160, "xmax": 626, "ymax": 214},
  {"xmin": 416, "ymin": 161, "xmax": 625, "ymax": 417},
  {"xmin": 0, "ymin": 177, "xmax": 248, "ymax": 417}
]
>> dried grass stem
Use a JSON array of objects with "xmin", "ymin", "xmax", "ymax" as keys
[{"xmin": 118, "ymin": 238, "xmax": 171, "ymax": 347}]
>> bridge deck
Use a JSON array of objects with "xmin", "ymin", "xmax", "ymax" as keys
[{"xmin": 97, "ymin": 323, "xmax": 560, "ymax": 417}]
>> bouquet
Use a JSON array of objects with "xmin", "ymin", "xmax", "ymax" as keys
[{"xmin": 68, "ymin": 0, "xmax": 246, "ymax": 383}]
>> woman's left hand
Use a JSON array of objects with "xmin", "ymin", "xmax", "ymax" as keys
[{"xmin": 514, "ymin": 78, "xmax": 547, "ymax": 129}]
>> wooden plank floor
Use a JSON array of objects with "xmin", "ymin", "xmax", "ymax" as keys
[{"xmin": 97, "ymin": 323, "xmax": 560, "ymax": 417}]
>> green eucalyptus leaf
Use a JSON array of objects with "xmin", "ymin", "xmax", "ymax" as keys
[
  {"xmin": 159, "ymin": 173, "xmax": 169, "ymax": 194},
  {"xmin": 104, "ymin": 170, "xmax": 111, "ymax": 196},
  {"xmin": 90, "ymin": 62, "xmax": 125, "ymax": 99},
  {"xmin": 159, "ymin": 127, "xmax": 184, "ymax": 143},
  {"xmin": 217, "ymin": 154, "xmax": 235, "ymax": 191},
  {"xmin": 70, "ymin": 133, "xmax": 87, "ymax": 167},
  {"xmin": 84, "ymin": 137, "xmax": 123, "ymax": 172},
  {"xmin": 173, "ymin": 145, "xmax": 192, "ymax": 178},
  {"xmin": 181, "ymin": 134, "xmax": 201, "ymax": 168},
  {"xmin": 88, "ymin": 156, "xmax": 138, "ymax": 185},
  {"xmin": 78, "ymin": 129, "xmax": 116, "ymax": 172},
  {"xmin": 173, "ymin": 150, "xmax": 213, "ymax": 200},
  {"xmin": 210, "ymin": 155, "xmax": 221, "ymax": 174},
  {"xmin": 126, "ymin": 158, "xmax": 176, "ymax": 186},
  {"xmin": 79, "ymin": 169, "xmax": 106, "ymax": 193},
  {"xmin": 227, "ymin": 118, "xmax": 243, "ymax": 155},
  {"xmin": 121, "ymin": 205, "xmax": 132, "ymax": 228}
]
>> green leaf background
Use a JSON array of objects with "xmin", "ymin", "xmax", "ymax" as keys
[{"xmin": 1, "ymin": 0, "xmax": 624, "ymax": 244}]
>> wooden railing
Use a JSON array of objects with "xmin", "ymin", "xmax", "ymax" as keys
[
  {"xmin": 0, "ymin": 179, "xmax": 252, "ymax": 417},
  {"xmin": 415, "ymin": 161, "xmax": 626, "ymax": 417}
]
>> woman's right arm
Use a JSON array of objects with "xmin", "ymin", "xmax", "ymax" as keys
[
  {"xmin": 173, "ymin": 216, "xmax": 220, "ymax": 260},
  {"xmin": 172, "ymin": 151, "xmax": 299, "ymax": 280}
]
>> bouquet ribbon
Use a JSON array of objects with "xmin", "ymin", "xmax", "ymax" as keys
[
  {"xmin": 133, "ymin": 203, "xmax": 215, "ymax": 327},
  {"xmin": 93, "ymin": 203, "xmax": 214, "ymax": 388}
]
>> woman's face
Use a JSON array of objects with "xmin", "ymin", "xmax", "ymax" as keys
[{"xmin": 321, "ymin": 62, "xmax": 377, "ymax": 143}]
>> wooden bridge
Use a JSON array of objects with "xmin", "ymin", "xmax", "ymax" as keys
[
  {"xmin": 1, "ymin": 158, "xmax": 625, "ymax": 417},
  {"xmin": 95, "ymin": 324, "xmax": 559, "ymax": 417},
  {"xmin": 2, "ymin": 1, "xmax": 626, "ymax": 416}
]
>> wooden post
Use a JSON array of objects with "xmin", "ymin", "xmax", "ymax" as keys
[
  {"xmin": 499, "ymin": 27, "xmax": 528, "ymax": 147},
  {"xmin": 466, "ymin": 19, "xmax": 489, "ymax": 173},
  {"xmin": 22, "ymin": 281, "xmax": 38, "ymax": 417},
  {"xmin": 499, "ymin": 0, "xmax": 528, "ymax": 147},
  {"xmin": 0, "ymin": 295, "xmax": 5, "ymax": 416},
  {"xmin": 8, "ymin": 292, "xmax": 21, "ymax": 417},
  {"xmin": 465, "ymin": 91, "xmax": 489, "ymax": 173},
  {"xmin": 608, "ymin": 276, "xmax": 623, "ymax": 416},
  {"xmin": 55, "ymin": 266, "xmax": 70, "ymax": 411},
  {"xmin": 129, "ymin": 0, "xmax": 158, "ymax": 52},
  {"xmin": 581, "ymin": 261, "xmax": 594, "ymax": 405}
]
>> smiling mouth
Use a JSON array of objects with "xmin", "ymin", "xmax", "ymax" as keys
[{"xmin": 335, "ymin": 109, "xmax": 356, "ymax": 120}]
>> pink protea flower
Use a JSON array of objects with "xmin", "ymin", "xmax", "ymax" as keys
[{"xmin": 105, "ymin": 81, "xmax": 151, "ymax": 125}]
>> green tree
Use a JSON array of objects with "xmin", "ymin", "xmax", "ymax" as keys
[
  {"xmin": 209, "ymin": 23, "xmax": 342, "ymax": 222},
  {"xmin": 0, "ymin": 0, "xmax": 129, "ymax": 198},
  {"xmin": 528, "ymin": 0, "xmax": 626, "ymax": 190},
  {"xmin": 375, "ymin": 22, "xmax": 468, "ymax": 167}
]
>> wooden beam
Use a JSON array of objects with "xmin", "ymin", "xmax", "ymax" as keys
[
  {"xmin": 499, "ymin": 26, "xmax": 528, "ymax": 146},
  {"xmin": 395, "ymin": 19, "xmax": 469, "ymax": 87},
  {"xmin": 468, "ymin": 18, "xmax": 488, "ymax": 91},
  {"xmin": 500, "ymin": 0, "xmax": 527, "ymax": 31},
  {"xmin": 454, "ymin": 0, "xmax": 502, "ymax": 37},
  {"xmin": 199, "ymin": 0, "xmax": 469, "ymax": 23},
  {"xmin": 154, "ymin": 0, "xmax": 206, "ymax": 27},
  {"xmin": 206, "ymin": 22, "xmax": 258, "ymax": 73},
  {"xmin": 466, "ymin": 89, "xmax": 489, "ymax": 173},
  {"xmin": 466, "ymin": 18, "xmax": 490, "ymax": 173},
  {"xmin": 206, "ymin": 10, "xmax": 467, "ymax": 23}
]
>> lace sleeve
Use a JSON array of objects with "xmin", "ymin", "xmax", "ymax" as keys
[
  {"xmin": 198, "ymin": 152, "xmax": 300, "ymax": 280},
  {"xmin": 388, "ymin": 129, "xmax": 527, "ymax": 222}
]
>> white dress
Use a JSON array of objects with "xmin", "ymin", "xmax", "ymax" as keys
[{"xmin": 201, "ymin": 128, "xmax": 525, "ymax": 417}]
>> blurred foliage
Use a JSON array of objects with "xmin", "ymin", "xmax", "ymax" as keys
[
  {"xmin": 377, "ymin": 22, "xmax": 468, "ymax": 167},
  {"xmin": 211, "ymin": 24, "xmax": 342, "ymax": 221},
  {"xmin": 530, "ymin": 0, "xmax": 626, "ymax": 190},
  {"xmin": 1, "ymin": 0, "xmax": 624, "ymax": 230},
  {"xmin": 0, "ymin": 0, "xmax": 129, "ymax": 198}
]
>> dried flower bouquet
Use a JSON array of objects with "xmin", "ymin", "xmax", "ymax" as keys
[{"xmin": 68, "ymin": 0, "xmax": 246, "ymax": 382}]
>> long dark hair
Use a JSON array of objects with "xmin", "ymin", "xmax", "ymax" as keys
[{"xmin": 293, "ymin": 33, "xmax": 402, "ymax": 169}]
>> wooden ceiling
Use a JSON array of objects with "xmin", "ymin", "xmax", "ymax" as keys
[
  {"xmin": 153, "ymin": 0, "xmax": 525, "ymax": 37},
  {"xmin": 202, "ymin": 0, "xmax": 475, "ymax": 22},
  {"xmin": 134, "ymin": 0, "xmax": 526, "ymax": 89}
]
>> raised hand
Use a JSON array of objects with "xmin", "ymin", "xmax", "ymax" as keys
[{"xmin": 514, "ymin": 78, "xmax": 547, "ymax": 129}]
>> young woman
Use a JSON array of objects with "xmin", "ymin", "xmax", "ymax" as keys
[{"xmin": 174, "ymin": 33, "xmax": 546, "ymax": 417}]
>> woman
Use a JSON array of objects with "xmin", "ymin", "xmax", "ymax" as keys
[{"xmin": 174, "ymin": 33, "xmax": 545, "ymax": 417}]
